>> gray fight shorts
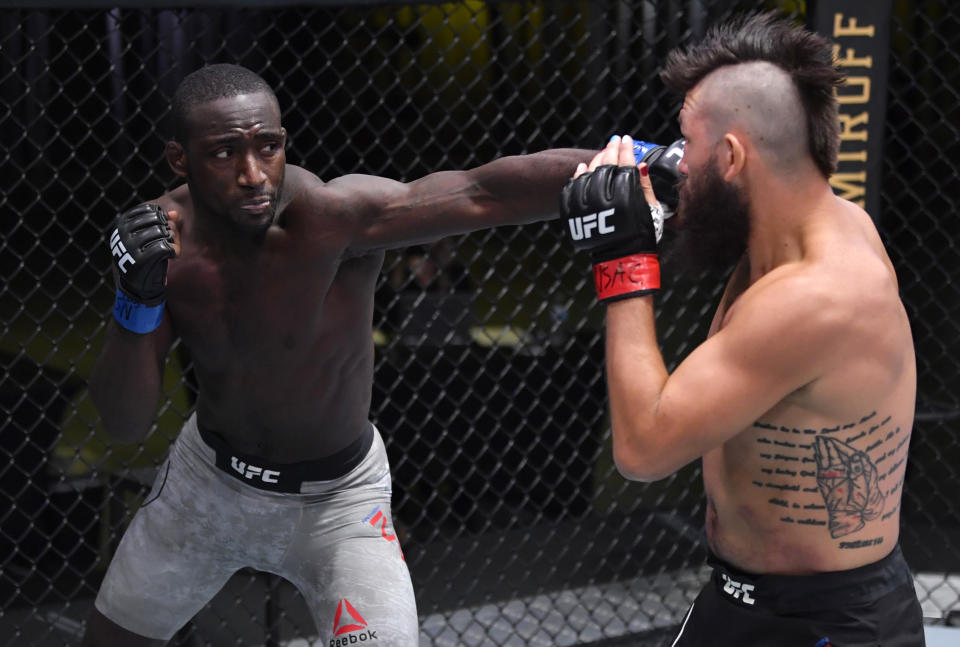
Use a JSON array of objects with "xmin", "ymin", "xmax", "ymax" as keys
[{"xmin": 95, "ymin": 413, "xmax": 418, "ymax": 644}]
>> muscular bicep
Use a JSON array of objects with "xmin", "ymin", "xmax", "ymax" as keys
[
  {"xmin": 659, "ymin": 283, "xmax": 842, "ymax": 455},
  {"xmin": 325, "ymin": 151, "xmax": 585, "ymax": 253},
  {"xmin": 662, "ymin": 320, "xmax": 813, "ymax": 443},
  {"xmin": 324, "ymin": 171, "xmax": 489, "ymax": 254},
  {"xmin": 609, "ymin": 278, "xmax": 848, "ymax": 480}
]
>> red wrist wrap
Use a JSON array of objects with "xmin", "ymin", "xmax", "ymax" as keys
[{"xmin": 593, "ymin": 253, "xmax": 660, "ymax": 301}]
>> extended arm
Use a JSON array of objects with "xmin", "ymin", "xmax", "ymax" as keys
[{"xmin": 327, "ymin": 148, "xmax": 594, "ymax": 252}]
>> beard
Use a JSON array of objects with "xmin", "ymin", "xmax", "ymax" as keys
[{"xmin": 664, "ymin": 157, "xmax": 751, "ymax": 275}]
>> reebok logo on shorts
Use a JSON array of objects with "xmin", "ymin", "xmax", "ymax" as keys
[
  {"xmin": 331, "ymin": 599, "xmax": 378, "ymax": 645},
  {"xmin": 720, "ymin": 572, "xmax": 757, "ymax": 605}
]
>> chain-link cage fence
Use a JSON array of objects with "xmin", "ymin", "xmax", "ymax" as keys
[
  {"xmin": 882, "ymin": 0, "xmax": 960, "ymax": 632},
  {"xmin": 1, "ymin": 1, "xmax": 958, "ymax": 645}
]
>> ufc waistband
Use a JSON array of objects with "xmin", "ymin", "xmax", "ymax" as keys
[
  {"xmin": 708, "ymin": 543, "xmax": 914, "ymax": 614},
  {"xmin": 197, "ymin": 422, "xmax": 375, "ymax": 493}
]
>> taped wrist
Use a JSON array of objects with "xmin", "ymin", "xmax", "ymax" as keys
[
  {"xmin": 592, "ymin": 253, "xmax": 660, "ymax": 302},
  {"xmin": 114, "ymin": 289, "xmax": 164, "ymax": 333}
]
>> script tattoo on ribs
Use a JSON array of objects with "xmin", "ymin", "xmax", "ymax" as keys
[
  {"xmin": 814, "ymin": 435, "xmax": 886, "ymax": 538},
  {"xmin": 752, "ymin": 412, "xmax": 908, "ymax": 539}
]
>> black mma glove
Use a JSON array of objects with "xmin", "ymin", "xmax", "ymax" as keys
[
  {"xmin": 632, "ymin": 138, "xmax": 685, "ymax": 218},
  {"xmin": 108, "ymin": 203, "xmax": 175, "ymax": 333},
  {"xmin": 560, "ymin": 164, "xmax": 663, "ymax": 303}
]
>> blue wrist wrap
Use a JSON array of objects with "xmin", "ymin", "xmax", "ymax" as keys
[{"xmin": 113, "ymin": 290, "xmax": 164, "ymax": 333}]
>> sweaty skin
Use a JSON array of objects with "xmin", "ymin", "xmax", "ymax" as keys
[
  {"xmin": 89, "ymin": 91, "xmax": 592, "ymax": 463},
  {"xmin": 699, "ymin": 236, "xmax": 915, "ymax": 574},
  {"xmin": 690, "ymin": 65, "xmax": 915, "ymax": 573},
  {"xmin": 84, "ymin": 88, "xmax": 590, "ymax": 647},
  {"xmin": 595, "ymin": 63, "xmax": 916, "ymax": 576},
  {"xmin": 160, "ymin": 174, "xmax": 388, "ymax": 460}
]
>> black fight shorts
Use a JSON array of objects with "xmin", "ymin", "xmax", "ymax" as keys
[{"xmin": 670, "ymin": 544, "xmax": 925, "ymax": 647}]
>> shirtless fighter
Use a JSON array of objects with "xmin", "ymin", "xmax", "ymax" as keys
[
  {"xmin": 560, "ymin": 13, "xmax": 925, "ymax": 646},
  {"xmin": 82, "ymin": 63, "xmax": 593, "ymax": 646}
]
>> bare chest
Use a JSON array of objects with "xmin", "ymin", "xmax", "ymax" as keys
[{"xmin": 165, "ymin": 245, "xmax": 344, "ymax": 367}]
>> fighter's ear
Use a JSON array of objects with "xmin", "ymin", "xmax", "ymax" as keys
[
  {"xmin": 721, "ymin": 132, "xmax": 746, "ymax": 181},
  {"xmin": 166, "ymin": 140, "xmax": 187, "ymax": 178}
]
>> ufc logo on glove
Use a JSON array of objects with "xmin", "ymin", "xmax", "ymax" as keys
[
  {"xmin": 109, "ymin": 229, "xmax": 136, "ymax": 274},
  {"xmin": 568, "ymin": 208, "xmax": 615, "ymax": 240},
  {"xmin": 560, "ymin": 164, "xmax": 661, "ymax": 302}
]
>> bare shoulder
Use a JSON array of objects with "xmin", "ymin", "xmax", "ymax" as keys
[
  {"xmin": 276, "ymin": 168, "xmax": 408, "ymax": 254},
  {"xmin": 278, "ymin": 163, "xmax": 326, "ymax": 209},
  {"xmin": 727, "ymin": 204, "xmax": 907, "ymax": 384},
  {"xmin": 289, "ymin": 167, "xmax": 402, "ymax": 213},
  {"xmin": 275, "ymin": 165, "xmax": 363, "ymax": 223},
  {"xmin": 817, "ymin": 198, "xmax": 902, "ymax": 310},
  {"xmin": 150, "ymin": 184, "xmax": 190, "ymax": 214},
  {"xmin": 319, "ymin": 171, "xmax": 405, "ymax": 201},
  {"xmin": 292, "ymin": 170, "xmax": 414, "ymax": 241},
  {"xmin": 730, "ymin": 266, "xmax": 853, "ymax": 353}
]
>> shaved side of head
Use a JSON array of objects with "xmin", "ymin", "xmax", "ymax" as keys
[
  {"xmin": 696, "ymin": 61, "xmax": 809, "ymax": 173},
  {"xmin": 661, "ymin": 12, "xmax": 845, "ymax": 178}
]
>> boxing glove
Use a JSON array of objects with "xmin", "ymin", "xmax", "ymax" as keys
[
  {"xmin": 631, "ymin": 138, "xmax": 685, "ymax": 218},
  {"xmin": 560, "ymin": 164, "xmax": 662, "ymax": 303},
  {"xmin": 108, "ymin": 203, "xmax": 175, "ymax": 333}
]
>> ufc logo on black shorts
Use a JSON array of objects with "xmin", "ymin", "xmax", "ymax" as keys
[
  {"xmin": 721, "ymin": 572, "xmax": 757, "ymax": 605},
  {"xmin": 230, "ymin": 456, "xmax": 280, "ymax": 484}
]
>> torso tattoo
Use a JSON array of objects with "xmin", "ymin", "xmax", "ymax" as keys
[{"xmin": 750, "ymin": 412, "xmax": 908, "ymax": 548}]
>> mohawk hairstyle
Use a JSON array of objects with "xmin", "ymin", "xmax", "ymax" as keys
[
  {"xmin": 171, "ymin": 63, "xmax": 276, "ymax": 143},
  {"xmin": 660, "ymin": 11, "xmax": 846, "ymax": 178}
]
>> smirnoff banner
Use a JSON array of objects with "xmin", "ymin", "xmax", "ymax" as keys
[{"xmin": 812, "ymin": 0, "xmax": 893, "ymax": 220}]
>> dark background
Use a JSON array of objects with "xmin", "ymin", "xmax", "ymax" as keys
[{"xmin": 1, "ymin": 1, "xmax": 958, "ymax": 645}]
